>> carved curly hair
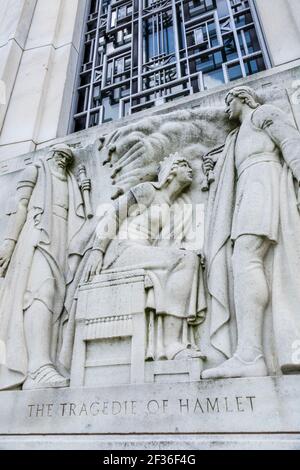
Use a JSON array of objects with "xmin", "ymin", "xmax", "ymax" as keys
[{"xmin": 225, "ymin": 86, "xmax": 260, "ymax": 109}]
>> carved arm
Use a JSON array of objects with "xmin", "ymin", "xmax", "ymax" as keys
[
  {"xmin": 83, "ymin": 191, "xmax": 137, "ymax": 282},
  {"xmin": 0, "ymin": 165, "xmax": 37, "ymax": 277}
]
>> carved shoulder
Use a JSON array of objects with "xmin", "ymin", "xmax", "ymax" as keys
[
  {"xmin": 251, "ymin": 104, "xmax": 289, "ymax": 131},
  {"xmin": 16, "ymin": 164, "xmax": 38, "ymax": 201},
  {"xmin": 17, "ymin": 164, "xmax": 38, "ymax": 187}
]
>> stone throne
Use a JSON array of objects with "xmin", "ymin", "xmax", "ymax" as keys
[
  {"xmin": 70, "ymin": 266, "xmax": 205, "ymax": 388},
  {"xmin": 69, "ymin": 153, "xmax": 207, "ymax": 389}
]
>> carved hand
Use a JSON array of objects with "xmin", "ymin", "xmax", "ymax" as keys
[
  {"xmin": 109, "ymin": 136, "xmax": 158, "ymax": 199},
  {"xmin": 83, "ymin": 250, "xmax": 104, "ymax": 283},
  {"xmin": 0, "ymin": 240, "xmax": 16, "ymax": 277},
  {"xmin": 105, "ymin": 120, "xmax": 155, "ymax": 152},
  {"xmin": 202, "ymin": 157, "xmax": 215, "ymax": 176},
  {"xmin": 80, "ymin": 178, "xmax": 91, "ymax": 192}
]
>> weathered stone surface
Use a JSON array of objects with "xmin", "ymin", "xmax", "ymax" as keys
[
  {"xmin": 255, "ymin": 0, "xmax": 300, "ymax": 66},
  {"xmin": 0, "ymin": 0, "xmax": 87, "ymax": 160},
  {"xmin": 1, "ymin": 434, "xmax": 300, "ymax": 450},
  {"xmin": 2, "ymin": 82, "xmax": 300, "ymax": 390},
  {"xmin": 0, "ymin": 376, "xmax": 299, "ymax": 435},
  {"xmin": 1, "ymin": 67, "xmax": 300, "ymax": 449}
]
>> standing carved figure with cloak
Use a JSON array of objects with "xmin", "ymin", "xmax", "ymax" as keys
[
  {"xmin": 0, "ymin": 145, "xmax": 85, "ymax": 390},
  {"xmin": 203, "ymin": 86, "xmax": 300, "ymax": 379}
]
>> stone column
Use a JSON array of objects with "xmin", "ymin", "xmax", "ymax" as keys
[
  {"xmin": 0, "ymin": 0, "xmax": 37, "ymax": 134},
  {"xmin": 0, "ymin": 0, "xmax": 88, "ymax": 161}
]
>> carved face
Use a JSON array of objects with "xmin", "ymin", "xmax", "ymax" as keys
[
  {"xmin": 225, "ymin": 94, "xmax": 244, "ymax": 121},
  {"xmin": 173, "ymin": 161, "xmax": 193, "ymax": 187},
  {"xmin": 53, "ymin": 151, "xmax": 72, "ymax": 170}
]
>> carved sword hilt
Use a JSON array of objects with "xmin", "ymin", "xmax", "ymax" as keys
[
  {"xmin": 201, "ymin": 158, "xmax": 215, "ymax": 192},
  {"xmin": 77, "ymin": 164, "xmax": 93, "ymax": 219},
  {"xmin": 200, "ymin": 145, "xmax": 224, "ymax": 192}
]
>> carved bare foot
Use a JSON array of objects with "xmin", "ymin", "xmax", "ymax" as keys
[
  {"xmin": 157, "ymin": 351, "xmax": 168, "ymax": 361},
  {"xmin": 201, "ymin": 354, "xmax": 267, "ymax": 380},
  {"xmin": 145, "ymin": 349, "xmax": 155, "ymax": 361},
  {"xmin": 22, "ymin": 364, "xmax": 69, "ymax": 390}
]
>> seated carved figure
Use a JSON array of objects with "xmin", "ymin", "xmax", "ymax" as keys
[{"xmin": 84, "ymin": 153, "xmax": 206, "ymax": 361}]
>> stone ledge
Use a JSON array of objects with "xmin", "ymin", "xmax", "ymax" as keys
[
  {"xmin": 0, "ymin": 434, "xmax": 300, "ymax": 450},
  {"xmin": 0, "ymin": 376, "xmax": 299, "ymax": 436}
]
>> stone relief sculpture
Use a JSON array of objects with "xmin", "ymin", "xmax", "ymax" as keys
[
  {"xmin": 100, "ymin": 85, "xmax": 300, "ymax": 380},
  {"xmin": 202, "ymin": 86, "xmax": 300, "ymax": 379},
  {"xmin": 83, "ymin": 153, "xmax": 206, "ymax": 362},
  {"xmin": 1, "ymin": 84, "xmax": 300, "ymax": 391},
  {"xmin": 0, "ymin": 145, "xmax": 87, "ymax": 390}
]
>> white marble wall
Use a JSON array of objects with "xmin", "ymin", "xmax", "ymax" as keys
[
  {"xmin": 0, "ymin": 58, "xmax": 299, "ymax": 451},
  {"xmin": 255, "ymin": 0, "xmax": 300, "ymax": 67},
  {"xmin": 0, "ymin": 1, "xmax": 36, "ymax": 134},
  {"xmin": 0, "ymin": 0, "xmax": 87, "ymax": 161}
]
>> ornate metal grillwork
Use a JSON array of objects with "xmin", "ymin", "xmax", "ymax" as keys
[{"xmin": 72, "ymin": 0, "xmax": 270, "ymax": 131}]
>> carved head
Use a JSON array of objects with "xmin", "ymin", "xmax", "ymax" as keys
[
  {"xmin": 155, "ymin": 153, "xmax": 193, "ymax": 189},
  {"xmin": 225, "ymin": 86, "xmax": 260, "ymax": 120},
  {"xmin": 50, "ymin": 144, "xmax": 74, "ymax": 170}
]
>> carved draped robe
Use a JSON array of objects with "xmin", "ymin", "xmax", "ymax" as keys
[
  {"xmin": 105, "ymin": 182, "xmax": 206, "ymax": 320},
  {"xmin": 60, "ymin": 181, "xmax": 207, "ymax": 367},
  {"xmin": 205, "ymin": 104, "xmax": 300, "ymax": 371},
  {"xmin": 0, "ymin": 158, "xmax": 85, "ymax": 390}
]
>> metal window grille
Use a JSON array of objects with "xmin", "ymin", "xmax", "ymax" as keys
[{"xmin": 72, "ymin": 0, "xmax": 270, "ymax": 132}]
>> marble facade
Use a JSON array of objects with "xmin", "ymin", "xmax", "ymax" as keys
[
  {"xmin": 1, "ymin": 0, "xmax": 300, "ymax": 450},
  {"xmin": 0, "ymin": 67, "xmax": 300, "ymax": 448}
]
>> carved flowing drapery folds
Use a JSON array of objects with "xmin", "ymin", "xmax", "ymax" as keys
[
  {"xmin": 1, "ymin": 85, "xmax": 300, "ymax": 391},
  {"xmin": 0, "ymin": 145, "xmax": 87, "ymax": 390}
]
